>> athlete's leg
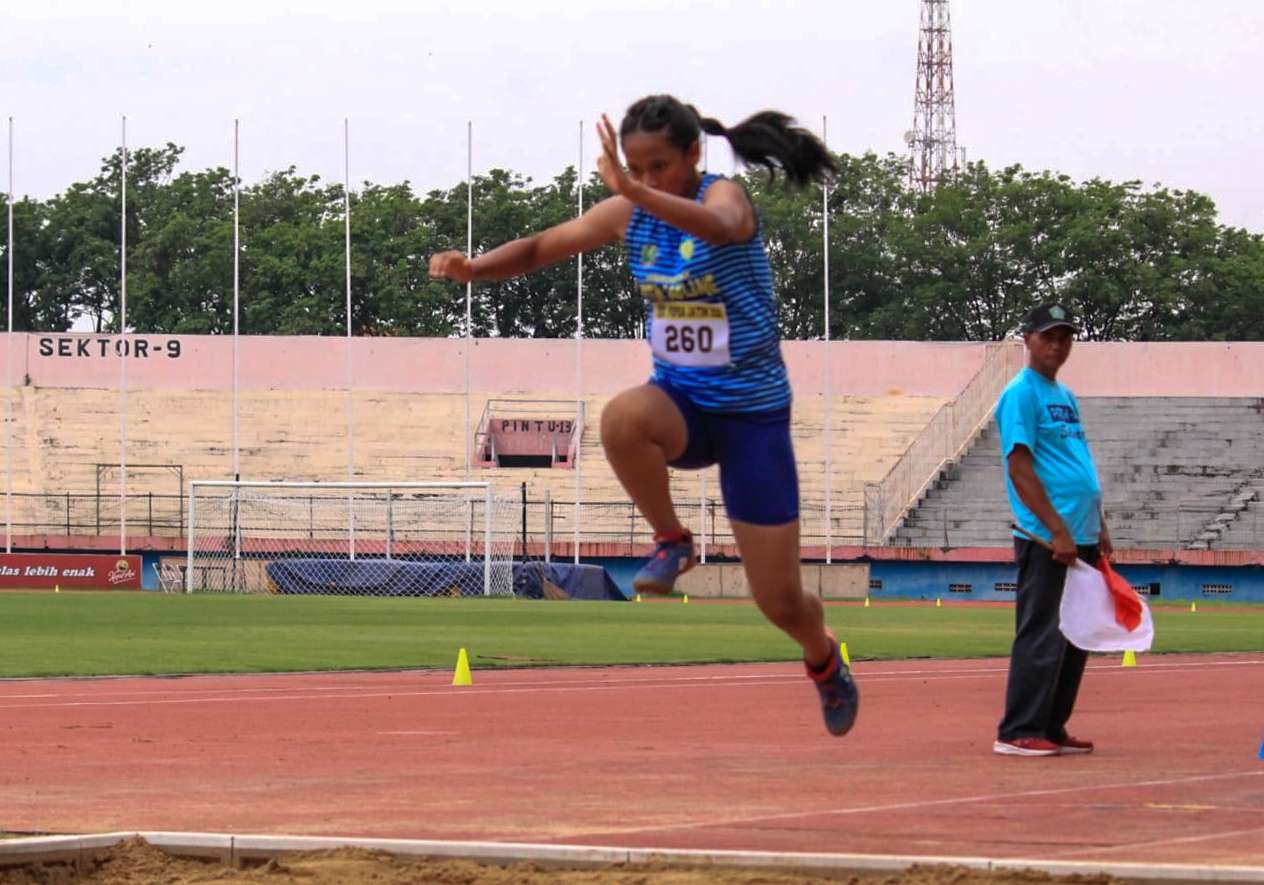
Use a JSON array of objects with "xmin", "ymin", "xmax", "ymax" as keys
[
  {"xmin": 599, "ymin": 383, "xmax": 690, "ymax": 534},
  {"xmin": 730, "ymin": 519, "xmax": 831, "ymax": 666},
  {"xmin": 732, "ymin": 517, "xmax": 858, "ymax": 736},
  {"xmin": 710, "ymin": 407, "xmax": 830, "ymax": 660},
  {"xmin": 713, "ymin": 407, "xmax": 857, "ymax": 734}
]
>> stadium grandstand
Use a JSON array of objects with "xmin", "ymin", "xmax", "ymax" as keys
[{"xmin": 4, "ymin": 334, "xmax": 1263, "ymax": 601}]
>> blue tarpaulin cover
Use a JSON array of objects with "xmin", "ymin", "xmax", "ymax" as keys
[
  {"xmin": 266, "ymin": 559, "xmax": 624, "ymax": 601},
  {"xmin": 513, "ymin": 561, "xmax": 625, "ymax": 601}
]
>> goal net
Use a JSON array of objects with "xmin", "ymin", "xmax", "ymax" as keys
[{"xmin": 184, "ymin": 481, "xmax": 517, "ymax": 597}]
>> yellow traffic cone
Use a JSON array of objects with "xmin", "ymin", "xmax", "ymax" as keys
[
  {"xmin": 935, "ymin": 597, "xmax": 942, "ymax": 608},
  {"xmin": 1121, "ymin": 650, "xmax": 1137, "ymax": 668},
  {"xmin": 1190, "ymin": 601, "xmax": 1197, "ymax": 613},
  {"xmin": 682, "ymin": 594, "xmax": 689, "ymax": 605},
  {"xmin": 54, "ymin": 584, "xmax": 60, "ymax": 594},
  {"xmin": 863, "ymin": 596, "xmax": 870, "ymax": 608},
  {"xmin": 634, "ymin": 593, "xmax": 642, "ymax": 603},
  {"xmin": 452, "ymin": 648, "xmax": 473, "ymax": 686},
  {"xmin": 840, "ymin": 641, "xmax": 851, "ymax": 668}
]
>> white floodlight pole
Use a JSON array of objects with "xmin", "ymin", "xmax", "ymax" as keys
[
  {"xmin": 483, "ymin": 484, "xmax": 493, "ymax": 595},
  {"xmin": 574, "ymin": 121, "xmax": 583, "ymax": 565},
  {"xmin": 5, "ymin": 117, "xmax": 13, "ymax": 553},
  {"xmin": 119, "ymin": 116, "xmax": 128, "ymax": 556},
  {"xmin": 464, "ymin": 121, "xmax": 473, "ymax": 480},
  {"xmin": 233, "ymin": 119, "xmax": 242, "ymax": 561},
  {"xmin": 699, "ymin": 127, "xmax": 710, "ymax": 565},
  {"xmin": 822, "ymin": 115, "xmax": 832, "ymax": 563},
  {"xmin": 464, "ymin": 122, "xmax": 473, "ymax": 561},
  {"xmin": 699, "ymin": 472, "xmax": 707, "ymax": 563},
  {"xmin": 344, "ymin": 119, "xmax": 356, "ymax": 559},
  {"xmin": 232, "ymin": 120, "xmax": 240, "ymax": 484}
]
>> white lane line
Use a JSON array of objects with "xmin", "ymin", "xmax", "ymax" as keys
[
  {"xmin": 598, "ymin": 771, "xmax": 1264, "ymax": 838},
  {"xmin": 377, "ymin": 731, "xmax": 459, "ymax": 736},
  {"xmin": 0, "ymin": 679, "xmax": 812, "ymax": 709},
  {"xmin": 1047, "ymin": 824, "xmax": 1264, "ymax": 859},
  {"xmin": 5, "ymin": 654, "xmax": 1263, "ymax": 710},
  {"xmin": 1, "ymin": 656, "xmax": 1260, "ymax": 706}
]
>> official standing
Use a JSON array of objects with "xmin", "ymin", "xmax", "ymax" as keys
[{"xmin": 994, "ymin": 303, "xmax": 1111, "ymax": 757}]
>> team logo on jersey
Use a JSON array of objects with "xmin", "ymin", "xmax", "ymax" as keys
[
  {"xmin": 640, "ymin": 244, "xmax": 659, "ymax": 267},
  {"xmin": 679, "ymin": 238, "xmax": 695, "ymax": 262}
]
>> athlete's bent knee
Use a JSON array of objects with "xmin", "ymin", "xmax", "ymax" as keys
[{"xmin": 600, "ymin": 399, "xmax": 644, "ymax": 453}]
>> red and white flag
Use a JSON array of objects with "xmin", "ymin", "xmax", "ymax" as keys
[{"xmin": 1059, "ymin": 558, "xmax": 1154, "ymax": 652}]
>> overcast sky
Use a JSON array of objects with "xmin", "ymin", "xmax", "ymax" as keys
[{"xmin": 4, "ymin": 0, "xmax": 1262, "ymax": 231}]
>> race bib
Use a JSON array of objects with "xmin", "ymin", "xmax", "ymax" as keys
[{"xmin": 650, "ymin": 302, "xmax": 731, "ymax": 367}]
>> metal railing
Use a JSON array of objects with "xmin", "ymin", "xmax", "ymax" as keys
[
  {"xmin": 8, "ymin": 491, "xmax": 186, "ymax": 538},
  {"xmin": 4, "ymin": 487, "xmax": 1261, "ymax": 552},
  {"xmin": 893, "ymin": 500, "xmax": 1264, "ymax": 551},
  {"xmin": 864, "ymin": 341, "xmax": 1024, "ymax": 544}
]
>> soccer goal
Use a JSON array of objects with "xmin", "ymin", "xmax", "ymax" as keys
[{"xmin": 185, "ymin": 481, "xmax": 517, "ymax": 597}]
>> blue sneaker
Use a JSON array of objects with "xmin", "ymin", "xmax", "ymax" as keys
[
  {"xmin": 806, "ymin": 631, "xmax": 859, "ymax": 737},
  {"xmin": 632, "ymin": 530, "xmax": 696, "ymax": 595}
]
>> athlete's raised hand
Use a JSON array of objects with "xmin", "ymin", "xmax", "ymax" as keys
[
  {"xmin": 429, "ymin": 250, "xmax": 475, "ymax": 283},
  {"xmin": 596, "ymin": 114, "xmax": 633, "ymax": 197}
]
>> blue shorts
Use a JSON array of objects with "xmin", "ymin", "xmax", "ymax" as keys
[{"xmin": 652, "ymin": 380, "xmax": 799, "ymax": 526}]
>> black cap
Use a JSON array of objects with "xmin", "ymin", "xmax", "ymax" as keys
[{"xmin": 1021, "ymin": 303, "xmax": 1079, "ymax": 334}]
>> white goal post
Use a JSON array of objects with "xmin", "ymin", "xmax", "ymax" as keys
[{"xmin": 184, "ymin": 481, "xmax": 517, "ymax": 597}]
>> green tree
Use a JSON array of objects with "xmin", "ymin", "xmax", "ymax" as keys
[
  {"xmin": 128, "ymin": 165, "xmax": 236, "ymax": 333},
  {"xmin": 739, "ymin": 169, "xmax": 824, "ymax": 339},
  {"xmin": 9, "ymin": 139, "xmax": 1262, "ymax": 342},
  {"xmin": 236, "ymin": 168, "xmax": 346, "ymax": 335},
  {"xmin": 825, "ymin": 153, "xmax": 914, "ymax": 340},
  {"xmin": 0, "ymin": 195, "xmax": 50, "ymax": 330}
]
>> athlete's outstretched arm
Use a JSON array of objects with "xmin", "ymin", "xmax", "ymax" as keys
[
  {"xmin": 429, "ymin": 197, "xmax": 632, "ymax": 283},
  {"xmin": 596, "ymin": 115, "xmax": 756, "ymax": 246}
]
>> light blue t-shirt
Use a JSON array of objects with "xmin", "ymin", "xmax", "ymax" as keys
[{"xmin": 996, "ymin": 367, "xmax": 1102, "ymax": 545}]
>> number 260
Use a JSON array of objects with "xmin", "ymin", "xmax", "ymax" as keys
[{"xmin": 665, "ymin": 326, "xmax": 713, "ymax": 353}]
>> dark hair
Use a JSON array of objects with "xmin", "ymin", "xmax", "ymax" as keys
[{"xmin": 619, "ymin": 94, "xmax": 837, "ymax": 188}]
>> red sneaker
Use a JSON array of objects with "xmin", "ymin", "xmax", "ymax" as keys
[
  {"xmin": 1058, "ymin": 736, "xmax": 1094, "ymax": 754},
  {"xmin": 993, "ymin": 737, "xmax": 1062, "ymax": 756}
]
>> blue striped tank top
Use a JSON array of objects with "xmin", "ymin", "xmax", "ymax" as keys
[{"xmin": 624, "ymin": 173, "xmax": 791, "ymax": 413}]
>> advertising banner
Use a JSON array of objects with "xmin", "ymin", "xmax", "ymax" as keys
[{"xmin": 0, "ymin": 554, "xmax": 142, "ymax": 590}]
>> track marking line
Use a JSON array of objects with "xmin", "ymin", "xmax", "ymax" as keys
[
  {"xmin": 1, "ymin": 653, "xmax": 1258, "ymax": 697},
  {"xmin": 595, "ymin": 770, "xmax": 1264, "ymax": 838},
  {"xmin": 377, "ymin": 730, "xmax": 460, "ymax": 736},
  {"xmin": 1047, "ymin": 823, "xmax": 1264, "ymax": 859},
  {"xmin": 2, "ymin": 655, "xmax": 1261, "ymax": 708},
  {"xmin": 0, "ymin": 681, "xmax": 806, "ymax": 710}
]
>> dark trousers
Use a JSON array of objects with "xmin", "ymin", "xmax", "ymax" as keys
[{"xmin": 997, "ymin": 539, "xmax": 1099, "ymax": 742}]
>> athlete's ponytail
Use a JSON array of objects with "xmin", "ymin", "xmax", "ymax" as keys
[{"xmin": 619, "ymin": 94, "xmax": 836, "ymax": 188}]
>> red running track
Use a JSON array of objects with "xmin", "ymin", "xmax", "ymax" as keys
[{"xmin": 1, "ymin": 653, "xmax": 1262, "ymax": 866}]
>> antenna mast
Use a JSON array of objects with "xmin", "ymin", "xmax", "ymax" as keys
[{"xmin": 907, "ymin": 0, "xmax": 959, "ymax": 192}]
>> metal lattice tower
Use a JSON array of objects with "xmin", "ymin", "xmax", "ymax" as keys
[{"xmin": 906, "ymin": 0, "xmax": 958, "ymax": 192}]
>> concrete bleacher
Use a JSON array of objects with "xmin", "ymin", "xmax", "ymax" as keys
[
  {"xmin": 5, "ymin": 383, "xmax": 942, "ymax": 551},
  {"xmin": 12, "ymin": 335, "xmax": 1264, "ymax": 555},
  {"xmin": 561, "ymin": 392, "xmax": 945, "ymax": 549},
  {"xmin": 893, "ymin": 397, "xmax": 1264, "ymax": 550}
]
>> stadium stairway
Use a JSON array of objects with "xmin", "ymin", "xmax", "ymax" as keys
[{"xmin": 891, "ymin": 397, "xmax": 1264, "ymax": 550}]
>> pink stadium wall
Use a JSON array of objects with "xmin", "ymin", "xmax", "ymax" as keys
[
  {"xmin": 16, "ymin": 334, "xmax": 985, "ymax": 396},
  {"xmin": 1062, "ymin": 342, "xmax": 1264, "ymax": 396},
  {"xmin": 11, "ymin": 334, "xmax": 1264, "ymax": 397}
]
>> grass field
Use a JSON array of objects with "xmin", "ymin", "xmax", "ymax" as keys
[{"xmin": 1, "ymin": 592, "xmax": 1261, "ymax": 679}]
